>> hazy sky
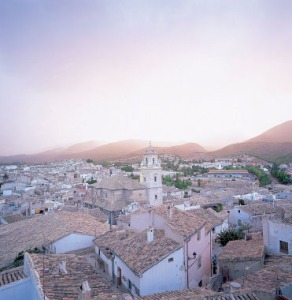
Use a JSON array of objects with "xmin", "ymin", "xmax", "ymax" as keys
[{"xmin": 1, "ymin": 0, "xmax": 292, "ymax": 155}]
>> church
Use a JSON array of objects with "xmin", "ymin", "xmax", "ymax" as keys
[{"xmin": 83, "ymin": 145, "xmax": 163, "ymax": 221}]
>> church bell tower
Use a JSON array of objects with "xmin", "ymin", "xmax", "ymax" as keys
[{"xmin": 140, "ymin": 143, "xmax": 163, "ymax": 206}]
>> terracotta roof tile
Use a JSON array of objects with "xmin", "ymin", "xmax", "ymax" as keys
[
  {"xmin": 94, "ymin": 228, "xmax": 182, "ymax": 276},
  {"xmin": 27, "ymin": 253, "xmax": 124, "ymax": 300},
  {"xmin": 0, "ymin": 211, "xmax": 109, "ymax": 268},
  {"xmin": 154, "ymin": 206, "xmax": 206, "ymax": 239},
  {"xmin": 239, "ymin": 203, "xmax": 276, "ymax": 216},
  {"xmin": 91, "ymin": 175, "xmax": 145, "ymax": 190},
  {"xmin": 218, "ymin": 239, "xmax": 264, "ymax": 262},
  {"xmin": 237, "ymin": 255, "xmax": 292, "ymax": 293}
]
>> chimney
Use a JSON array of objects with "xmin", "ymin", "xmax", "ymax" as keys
[
  {"xmin": 230, "ymin": 281, "xmax": 241, "ymax": 293},
  {"xmin": 59, "ymin": 260, "xmax": 67, "ymax": 274},
  {"xmin": 167, "ymin": 206, "xmax": 173, "ymax": 219},
  {"xmin": 78, "ymin": 281, "xmax": 91, "ymax": 300},
  {"xmin": 147, "ymin": 227, "xmax": 154, "ymax": 242}
]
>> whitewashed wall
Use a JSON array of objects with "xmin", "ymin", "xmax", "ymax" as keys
[
  {"xmin": 263, "ymin": 218, "xmax": 292, "ymax": 255},
  {"xmin": 114, "ymin": 247, "xmax": 184, "ymax": 296},
  {"xmin": 228, "ymin": 206, "xmax": 251, "ymax": 228},
  {"xmin": 53, "ymin": 233, "xmax": 94, "ymax": 253}
]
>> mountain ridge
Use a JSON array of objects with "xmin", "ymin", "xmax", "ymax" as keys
[{"xmin": 0, "ymin": 120, "xmax": 291, "ymax": 163}]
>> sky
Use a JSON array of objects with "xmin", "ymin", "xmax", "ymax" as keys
[{"xmin": 1, "ymin": 0, "xmax": 292, "ymax": 155}]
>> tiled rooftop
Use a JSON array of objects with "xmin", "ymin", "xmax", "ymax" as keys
[
  {"xmin": 0, "ymin": 266, "xmax": 26, "ymax": 287},
  {"xmin": 2, "ymin": 214, "xmax": 26, "ymax": 224},
  {"xmin": 237, "ymin": 255, "xmax": 292, "ymax": 293},
  {"xmin": 135, "ymin": 287, "xmax": 216, "ymax": 299},
  {"xmin": 239, "ymin": 203, "xmax": 276, "ymax": 216},
  {"xmin": 187, "ymin": 196, "xmax": 224, "ymax": 207},
  {"xmin": 188, "ymin": 208, "xmax": 222, "ymax": 233},
  {"xmin": 135, "ymin": 288, "xmax": 259, "ymax": 300},
  {"xmin": 91, "ymin": 175, "xmax": 146, "ymax": 190},
  {"xmin": 0, "ymin": 211, "xmax": 109, "ymax": 268},
  {"xmin": 218, "ymin": 239, "xmax": 264, "ymax": 262},
  {"xmin": 27, "ymin": 253, "xmax": 124, "ymax": 300},
  {"xmin": 93, "ymin": 198, "xmax": 129, "ymax": 211},
  {"xmin": 206, "ymin": 208, "xmax": 229, "ymax": 222},
  {"xmin": 154, "ymin": 205, "xmax": 206, "ymax": 239},
  {"xmin": 94, "ymin": 227, "xmax": 137, "ymax": 259},
  {"xmin": 113, "ymin": 229, "xmax": 182, "ymax": 276},
  {"xmin": 95, "ymin": 228, "xmax": 182, "ymax": 276},
  {"xmin": 86, "ymin": 207, "xmax": 109, "ymax": 223}
]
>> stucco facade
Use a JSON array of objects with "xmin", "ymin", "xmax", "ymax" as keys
[
  {"xmin": 263, "ymin": 217, "xmax": 292, "ymax": 255},
  {"xmin": 49, "ymin": 232, "xmax": 95, "ymax": 253},
  {"xmin": 113, "ymin": 247, "xmax": 185, "ymax": 296},
  {"xmin": 129, "ymin": 208, "xmax": 212, "ymax": 288}
]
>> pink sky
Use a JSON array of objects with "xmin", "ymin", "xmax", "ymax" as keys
[{"xmin": 0, "ymin": 1, "xmax": 292, "ymax": 155}]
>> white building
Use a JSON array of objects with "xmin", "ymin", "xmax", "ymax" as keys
[
  {"xmin": 140, "ymin": 145, "xmax": 163, "ymax": 206},
  {"xmin": 263, "ymin": 216, "xmax": 292, "ymax": 255},
  {"xmin": 228, "ymin": 203, "xmax": 276, "ymax": 229},
  {"xmin": 48, "ymin": 232, "xmax": 95, "ymax": 253},
  {"xmin": 94, "ymin": 227, "xmax": 185, "ymax": 296}
]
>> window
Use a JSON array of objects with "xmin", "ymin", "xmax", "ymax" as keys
[
  {"xmin": 154, "ymin": 176, "xmax": 157, "ymax": 182},
  {"xmin": 168, "ymin": 257, "xmax": 174, "ymax": 262},
  {"xmin": 197, "ymin": 255, "xmax": 202, "ymax": 269},
  {"xmin": 153, "ymin": 158, "xmax": 155, "ymax": 164},
  {"xmin": 155, "ymin": 195, "xmax": 158, "ymax": 200},
  {"xmin": 197, "ymin": 229, "xmax": 201, "ymax": 241},
  {"xmin": 238, "ymin": 219, "xmax": 242, "ymax": 226},
  {"xmin": 238, "ymin": 210, "xmax": 241, "ymax": 213},
  {"xmin": 280, "ymin": 240, "xmax": 288, "ymax": 254}
]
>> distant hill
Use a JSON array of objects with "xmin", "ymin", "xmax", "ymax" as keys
[
  {"xmin": 0, "ymin": 140, "xmax": 207, "ymax": 164},
  {"xmin": 246, "ymin": 120, "xmax": 292, "ymax": 143},
  {"xmin": 0, "ymin": 121, "xmax": 291, "ymax": 163},
  {"xmin": 210, "ymin": 120, "xmax": 292, "ymax": 163},
  {"xmin": 154, "ymin": 143, "xmax": 207, "ymax": 159},
  {"xmin": 119, "ymin": 143, "xmax": 207, "ymax": 162},
  {"xmin": 0, "ymin": 140, "xmax": 151, "ymax": 164},
  {"xmin": 70, "ymin": 139, "xmax": 150, "ymax": 161},
  {"xmin": 64, "ymin": 140, "xmax": 105, "ymax": 154}
]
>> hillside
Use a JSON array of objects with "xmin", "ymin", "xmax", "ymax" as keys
[
  {"xmin": 0, "ymin": 120, "xmax": 291, "ymax": 163},
  {"xmin": 210, "ymin": 120, "xmax": 292, "ymax": 163},
  {"xmin": 68, "ymin": 139, "xmax": 150, "ymax": 161},
  {"xmin": 211, "ymin": 142, "xmax": 292, "ymax": 162},
  {"xmin": 120, "ymin": 143, "xmax": 207, "ymax": 162},
  {"xmin": 64, "ymin": 140, "xmax": 104, "ymax": 154},
  {"xmin": 0, "ymin": 140, "xmax": 151, "ymax": 164},
  {"xmin": 246, "ymin": 120, "xmax": 292, "ymax": 143}
]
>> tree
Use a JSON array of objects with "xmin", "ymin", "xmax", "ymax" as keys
[
  {"xmin": 86, "ymin": 159, "xmax": 93, "ymax": 164},
  {"xmin": 129, "ymin": 173, "xmax": 139, "ymax": 181},
  {"xmin": 121, "ymin": 165, "xmax": 134, "ymax": 172},
  {"xmin": 238, "ymin": 199, "xmax": 245, "ymax": 205},
  {"xmin": 270, "ymin": 163, "xmax": 292, "ymax": 184},
  {"xmin": 246, "ymin": 165, "xmax": 272, "ymax": 186},
  {"xmin": 215, "ymin": 228, "xmax": 244, "ymax": 247},
  {"xmin": 215, "ymin": 204, "xmax": 223, "ymax": 212},
  {"xmin": 3, "ymin": 173, "xmax": 9, "ymax": 182},
  {"xmin": 99, "ymin": 161, "xmax": 110, "ymax": 168},
  {"xmin": 86, "ymin": 177, "xmax": 97, "ymax": 184},
  {"xmin": 162, "ymin": 175, "xmax": 174, "ymax": 186}
]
